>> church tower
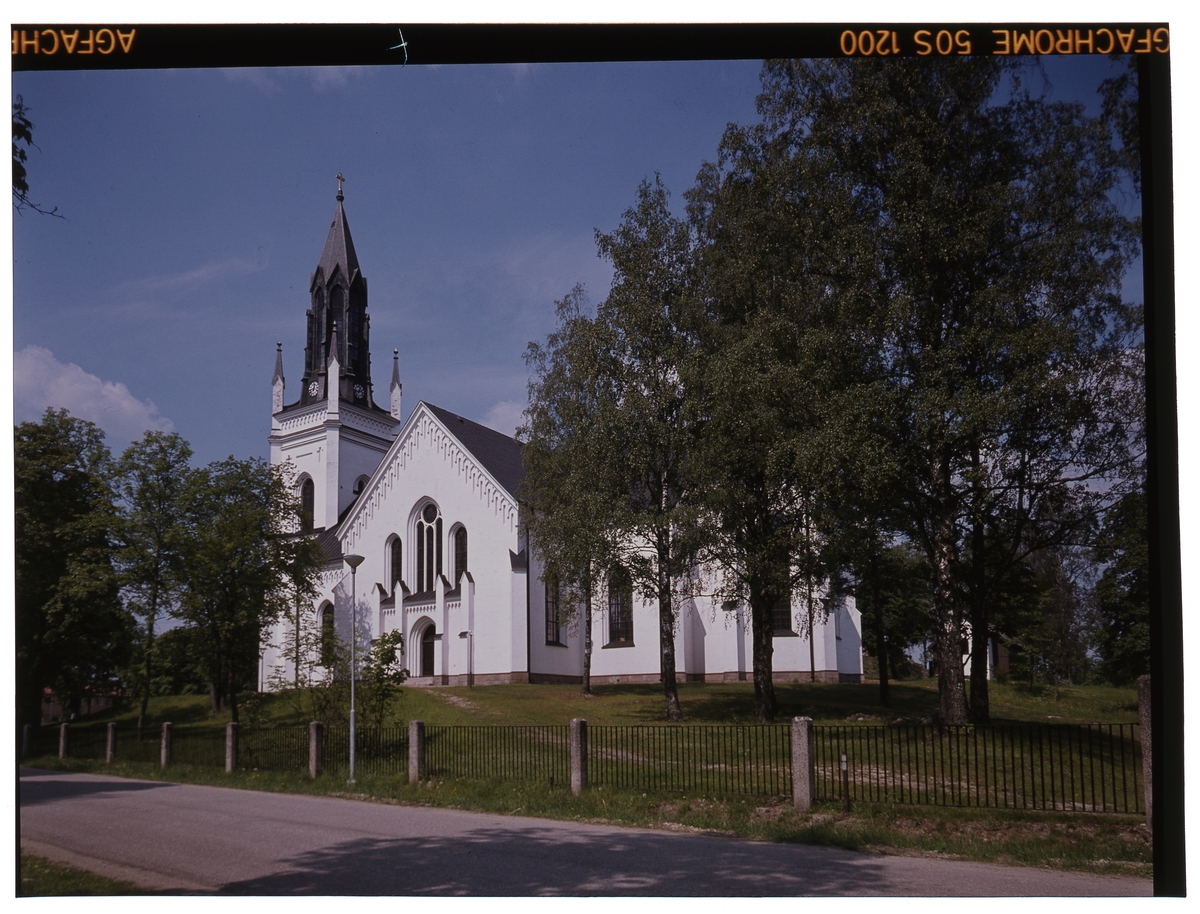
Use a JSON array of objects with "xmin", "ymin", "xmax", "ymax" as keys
[{"xmin": 269, "ymin": 178, "xmax": 402, "ymax": 531}]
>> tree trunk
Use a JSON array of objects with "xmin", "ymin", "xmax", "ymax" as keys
[
  {"xmin": 872, "ymin": 550, "xmax": 889, "ymax": 707},
  {"xmin": 657, "ymin": 538, "xmax": 683, "ymax": 721},
  {"xmin": 749, "ymin": 584, "xmax": 778, "ymax": 723},
  {"xmin": 931, "ymin": 454, "xmax": 968, "ymax": 725},
  {"xmin": 969, "ymin": 608, "xmax": 991, "ymax": 724},
  {"xmin": 807, "ymin": 580, "xmax": 816, "ymax": 683},
  {"xmin": 967, "ymin": 447, "xmax": 990, "ymax": 725},
  {"xmin": 581, "ymin": 574, "xmax": 593, "ymax": 697}
]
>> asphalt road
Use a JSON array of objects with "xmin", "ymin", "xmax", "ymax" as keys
[{"xmin": 19, "ymin": 768, "xmax": 1152, "ymax": 896}]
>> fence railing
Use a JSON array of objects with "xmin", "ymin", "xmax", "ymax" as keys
[
  {"xmin": 814, "ymin": 723, "xmax": 1143, "ymax": 813},
  {"xmin": 424, "ymin": 725, "xmax": 570, "ymax": 785},
  {"xmin": 26, "ymin": 719, "xmax": 1143, "ymax": 814},
  {"xmin": 590, "ymin": 724, "xmax": 792, "ymax": 796}
]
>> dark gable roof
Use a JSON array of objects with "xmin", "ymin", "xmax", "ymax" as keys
[{"xmin": 425, "ymin": 402, "xmax": 524, "ymax": 497}]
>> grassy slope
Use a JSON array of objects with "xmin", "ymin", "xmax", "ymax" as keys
[{"xmin": 66, "ymin": 678, "xmax": 1140, "ymax": 731}]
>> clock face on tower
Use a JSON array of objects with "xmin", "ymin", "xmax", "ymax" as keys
[
  {"xmin": 308, "ymin": 380, "xmax": 320, "ymax": 398},
  {"xmin": 354, "ymin": 383, "xmax": 365, "ymax": 400}
]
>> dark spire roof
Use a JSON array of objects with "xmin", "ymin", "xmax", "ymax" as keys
[
  {"xmin": 391, "ymin": 348, "xmax": 401, "ymax": 390},
  {"xmin": 317, "ymin": 196, "xmax": 360, "ymax": 284},
  {"xmin": 426, "ymin": 403, "xmax": 524, "ymax": 496}
]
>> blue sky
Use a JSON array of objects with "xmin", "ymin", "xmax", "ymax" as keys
[{"xmin": 13, "ymin": 55, "xmax": 1138, "ymax": 467}]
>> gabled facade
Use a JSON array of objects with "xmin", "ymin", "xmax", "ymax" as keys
[{"xmin": 260, "ymin": 186, "xmax": 864, "ymax": 690}]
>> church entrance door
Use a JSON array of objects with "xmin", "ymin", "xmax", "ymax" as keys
[{"xmin": 421, "ymin": 625, "xmax": 436, "ymax": 677}]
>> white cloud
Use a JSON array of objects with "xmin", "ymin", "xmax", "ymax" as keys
[
  {"xmin": 307, "ymin": 67, "xmax": 365, "ymax": 92},
  {"xmin": 221, "ymin": 68, "xmax": 282, "ymax": 95},
  {"xmin": 481, "ymin": 399, "xmax": 526, "ymax": 438},
  {"xmin": 222, "ymin": 66, "xmax": 365, "ymax": 95},
  {"xmin": 130, "ymin": 257, "xmax": 266, "ymax": 292},
  {"xmin": 14, "ymin": 347, "xmax": 174, "ymax": 445}
]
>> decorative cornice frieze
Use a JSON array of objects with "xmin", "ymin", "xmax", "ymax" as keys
[{"xmin": 342, "ymin": 405, "xmax": 519, "ymax": 552}]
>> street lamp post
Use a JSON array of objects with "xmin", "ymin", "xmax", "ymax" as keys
[{"xmin": 344, "ymin": 553, "xmax": 365, "ymax": 785}]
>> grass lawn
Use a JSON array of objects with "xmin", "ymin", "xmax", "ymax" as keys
[{"xmin": 62, "ymin": 678, "xmax": 1140, "ymax": 731}]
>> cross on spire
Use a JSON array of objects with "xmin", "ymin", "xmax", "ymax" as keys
[{"xmin": 336, "ymin": 173, "xmax": 345, "ymax": 201}]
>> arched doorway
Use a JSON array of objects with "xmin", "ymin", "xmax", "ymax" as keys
[{"xmin": 421, "ymin": 624, "xmax": 436, "ymax": 677}]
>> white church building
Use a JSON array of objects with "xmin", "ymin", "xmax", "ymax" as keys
[{"xmin": 260, "ymin": 188, "xmax": 864, "ymax": 689}]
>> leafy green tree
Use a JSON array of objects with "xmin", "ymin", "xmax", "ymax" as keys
[
  {"xmin": 524, "ymin": 174, "xmax": 700, "ymax": 723},
  {"xmin": 685, "ymin": 86, "xmax": 867, "ymax": 722},
  {"xmin": 360, "ymin": 631, "xmax": 409, "ymax": 729},
  {"xmin": 15, "ymin": 409, "xmax": 132, "ymax": 730},
  {"xmin": 115, "ymin": 431, "xmax": 193, "ymax": 739},
  {"xmin": 521, "ymin": 286, "xmax": 623, "ymax": 697},
  {"xmin": 851, "ymin": 544, "xmax": 933, "ymax": 704},
  {"xmin": 1092, "ymin": 488, "xmax": 1149, "ymax": 684},
  {"xmin": 740, "ymin": 58, "xmax": 1141, "ymax": 724},
  {"xmin": 589, "ymin": 176, "xmax": 699, "ymax": 721},
  {"xmin": 174, "ymin": 458, "xmax": 321, "ymax": 722}
]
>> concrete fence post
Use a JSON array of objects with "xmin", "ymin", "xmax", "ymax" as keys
[
  {"xmin": 792, "ymin": 716, "xmax": 815, "ymax": 812},
  {"xmin": 225, "ymin": 722, "xmax": 239, "ymax": 773},
  {"xmin": 22, "ymin": 724, "xmax": 32, "ymax": 760},
  {"xmin": 408, "ymin": 720, "xmax": 425, "ymax": 784},
  {"xmin": 106, "ymin": 722, "xmax": 117, "ymax": 764},
  {"xmin": 570, "ymin": 718, "xmax": 588, "ymax": 796},
  {"xmin": 58, "ymin": 723, "xmax": 69, "ymax": 760},
  {"xmin": 1138, "ymin": 674, "xmax": 1152, "ymax": 830},
  {"xmin": 309, "ymin": 722, "xmax": 325, "ymax": 779},
  {"xmin": 160, "ymin": 722, "xmax": 172, "ymax": 769}
]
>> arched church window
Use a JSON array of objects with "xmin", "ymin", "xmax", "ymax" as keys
[
  {"xmin": 608, "ymin": 567, "xmax": 633, "ymax": 644},
  {"xmin": 545, "ymin": 575, "xmax": 561, "ymax": 645},
  {"xmin": 348, "ymin": 306, "xmax": 361, "ymax": 372},
  {"xmin": 300, "ymin": 477, "xmax": 314, "ymax": 533},
  {"xmin": 320, "ymin": 602, "xmax": 336, "ymax": 667},
  {"xmin": 415, "ymin": 502, "xmax": 442, "ymax": 593},
  {"xmin": 311, "ymin": 288, "xmax": 325, "ymax": 371},
  {"xmin": 353, "ymin": 475, "xmax": 369, "ymax": 498},
  {"xmin": 330, "ymin": 286, "xmax": 345, "ymax": 361},
  {"xmin": 772, "ymin": 586, "xmax": 794, "ymax": 635},
  {"xmin": 453, "ymin": 526, "xmax": 468, "ymax": 584},
  {"xmin": 388, "ymin": 536, "xmax": 402, "ymax": 592}
]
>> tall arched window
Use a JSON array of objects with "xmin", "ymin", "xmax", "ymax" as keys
[
  {"xmin": 545, "ymin": 576, "xmax": 561, "ymax": 645},
  {"xmin": 772, "ymin": 586, "xmax": 794, "ymax": 635},
  {"xmin": 319, "ymin": 602, "xmax": 335, "ymax": 667},
  {"xmin": 329, "ymin": 286, "xmax": 345, "ymax": 361},
  {"xmin": 415, "ymin": 502, "xmax": 442, "ymax": 593},
  {"xmin": 453, "ymin": 527, "xmax": 468, "ymax": 584},
  {"xmin": 300, "ymin": 477, "xmax": 315, "ymax": 533},
  {"xmin": 388, "ymin": 536, "xmax": 402, "ymax": 592},
  {"xmin": 608, "ymin": 567, "xmax": 633, "ymax": 644}
]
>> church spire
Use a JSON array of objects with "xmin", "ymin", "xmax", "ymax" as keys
[
  {"xmin": 317, "ymin": 180, "xmax": 360, "ymax": 284},
  {"xmin": 300, "ymin": 178, "xmax": 372, "ymax": 408}
]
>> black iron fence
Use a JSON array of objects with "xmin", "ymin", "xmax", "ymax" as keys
[
  {"xmin": 589, "ymin": 724, "xmax": 791, "ymax": 796},
  {"xmin": 323, "ymin": 726, "xmax": 409, "ymax": 777},
  {"xmin": 424, "ymin": 725, "xmax": 570, "ymax": 785},
  {"xmin": 815, "ymin": 723, "xmax": 1144, "ymax": 813},
  {"xmin": 27, "ymin": 720, "xmax": 1143, "ymax": 814}
]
